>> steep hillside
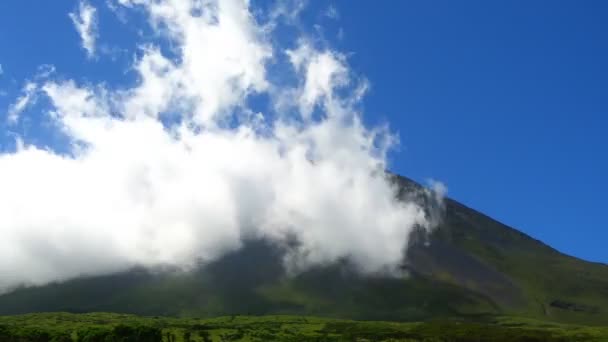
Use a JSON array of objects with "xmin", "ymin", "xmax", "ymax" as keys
[{"xmin": 1, "ymin": 175, "xmax": 606, "ymax": 324}]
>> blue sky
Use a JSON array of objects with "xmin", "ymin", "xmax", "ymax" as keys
[
  {"xmin": 330, "ymin": 1, "xmax": 608, "ymax": 262},
  {"xmin": 0, "ymin": 0, "xmax": 606, "ymax": 268}
]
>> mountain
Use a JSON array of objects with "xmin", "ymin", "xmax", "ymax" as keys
[{"xmin": 1, "ymin": 175, "xmax": 607, "ymax": 325}]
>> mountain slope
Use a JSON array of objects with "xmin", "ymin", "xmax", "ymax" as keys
[
  {"xmin": 1, "ymin": 175, "xmax": 607, "ymax": 324},
  {"xmin": 394, "ymin": 176, "xmax": 608, "ymax": 324}
]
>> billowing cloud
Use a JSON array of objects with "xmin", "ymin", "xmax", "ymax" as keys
[
  {"xmin": 69, "ymin": 1, "xmax": 98, "ymax": 58},
  {"xmin": 0, "ymin": 0, "xmax": 444, "ymax": 293}
]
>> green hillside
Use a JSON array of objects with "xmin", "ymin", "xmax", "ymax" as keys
[{"xmin": 1, "ymin": 175, "xmax": 607, "ymax": 325}]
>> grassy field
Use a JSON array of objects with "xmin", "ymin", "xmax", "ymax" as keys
[{"xmin": 1, "ymin": 312, "xmax": 608, "ymax": 341}]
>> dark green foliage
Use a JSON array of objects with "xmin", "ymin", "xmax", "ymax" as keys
[
  {"xmin": 0, "ymin": 313, "xmax": 607, "ymax": 342},
  {"xmin": 0, "ymin": 318, "xmax": 162, "ymax": 342},
  {"xmin": 76, "ymin": 327, "xmax": 112, "ymax": 342},
  {"xmin": 65, "ymin": 324, "xmax": 161, "ymax": 342},
  {"xmin": 409, "ymin": 321, "xmax": 570, "ymax": 342},
  {"xmin": 0, "ymin": 323, "xmax": 72, "ymax": 342},
  {"xmin": 321, "ymin": 320, "xmax": 572, "ymax": 342},
  {"xmin": 110, "ymin": 324, "xmax": 162, "ymax": 341}
]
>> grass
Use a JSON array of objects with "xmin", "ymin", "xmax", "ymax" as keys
[{"xmin": 1, "ymin": 312, "xmax": 608, "ymax": 341}]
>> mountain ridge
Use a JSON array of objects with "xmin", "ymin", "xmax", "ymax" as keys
[{"xmin": 1, "ymin": 174, "xmax": 606, "ymax": 325}]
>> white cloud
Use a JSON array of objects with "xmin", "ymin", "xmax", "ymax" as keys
[
  {"xmin": 116, "ymin": 0, "xmax": 272, "ymax": 126},
  {"xmin": 0, "ymin": 0, "xmax": 445, "ymax": 293},
  {"xmin": 325, "ymin": 5, "xmax": 339, "ymax": 20},
  {"xmin": 69, "ymin": 1, "xmax": 98, "ymax": 58},
  {"xmin": 287, "ymin": 42, "xmax": 349, "ymax": 119}
]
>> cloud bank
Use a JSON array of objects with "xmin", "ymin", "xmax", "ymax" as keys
[{"xmin": 0, "ymin": 0, "xmax": 443, "ymax": 293}]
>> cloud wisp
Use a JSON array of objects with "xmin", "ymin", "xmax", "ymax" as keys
[
  {"xmin": 0, "ymin": 0, "xmax": 444, "ymax": 293},
  {"xmin": 7, "ymin": 82, "xmax": 37, "ymax": 123},
  {"xmin": 69, "ymin": 0, "xmax": 98, "ymax": 58}
]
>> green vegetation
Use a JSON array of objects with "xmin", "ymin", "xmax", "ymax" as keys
[{"xmin": 1, "ymin": 312, "xmax": 608, "ymax": 342}]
